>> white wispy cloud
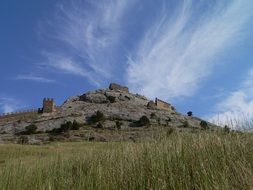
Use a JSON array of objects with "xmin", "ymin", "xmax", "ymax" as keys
[
  {"xmin": 14, "ymin": 74, "xmax": 55, "ymax": 83},
  {"xmin": 40, "ymin": 52, "xmax": 100, "ymax": 85},
  {"xmin": 209, "ymin": 69, "xmax": 253, "ymax": 130},
  {"xmin": 127, "ymin": 0, "xmax": 253, "ymax": 99},
  {"xmin": 0, "ymin": 97, "xmax": 21, "ymax": 113},
  {"xmin": 40, "ymin": 0, "xmax": 136, "ymax": 86}
]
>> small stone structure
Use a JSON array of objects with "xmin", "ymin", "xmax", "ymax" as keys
[
  {"xmin": 155, "ymin": 98, "xmax": 173, "ymax": 111},
  {"xmin": 147, "ymin": 101, "xmax": 157, "ymax": 109},
  {"xmin": 42, "ymin": 98, "xmax": 56, "ymax": 113},
  {"xmin": 0, "ymin": 98, "xmax": 57, "ymax": 123},
  {"xmin": 109, "ymin": 83, "xmax": 129, "ymax": 93}
]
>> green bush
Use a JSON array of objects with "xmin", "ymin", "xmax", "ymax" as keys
[
  {"xmin": 60, "ymin": 121, "xmax": 72, "ymax": 132},
  {"xmin": 182, "ymin": 120, "xmax": 190, "ymax": 128},
  {"xmin": 18, "ymin": 136, "xmax": 29, "ymax": 144},
  {"xmin": 115, "ymin": 121, "xmax": 123, "ymax": 129},
  {"xmin": 24, "ymin": 124, "xmax": 37, "ymax": 135},
  {"xmin": 108, "ymin": 96, "xmax": 116, "ymax": 103},
  {"xmin": 71, "ymin": 120, "xmax": 80, "ymax": 130},
  {"xmin": 224, "ymin": 125, "xmax": 230, "ymax": 133},
  {"xmin": 49, "ymin": 120, "xmax": 82, "ymax": 134},
  {"xmin": 166, "ymin": 127, "xmax": 175, "ymax": 136},
  {"xmin": 95, "ymin": 122, "xmax": 103, "ymax": 128},
  {"xmin": 89, "ymin": 111, "xmax": 105, "ymax": 124},
  {"xmin": 150, "ymin": 113, "xmax": 156, "ymax": 118},
  {"xmin": 200, "ymin": 120, "xmax": 208, "ymax": 129},
  {"xmin": 48, "ymin": 136, "xmax": 56, "ymax": 142},
  {"xmin": 187, "ymin": 111, "xmax": 193, "ymax": 116},
  {"xmin": 138, "ymin": 116, "xmax": 150, "ymax": 126}
]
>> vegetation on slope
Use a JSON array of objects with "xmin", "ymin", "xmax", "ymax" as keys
[{"xmin": 0, "ymin": 131, "xmax": 252, "ymax": 190}]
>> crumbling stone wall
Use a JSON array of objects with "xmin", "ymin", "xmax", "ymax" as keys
[
  {"xmin": 155, "ymin": 98, "xmax": 173, "ymax": 111},
  {"xmin": 0, "ymin": 110, "xmax": 38, "ymax": 123},
  {"xmin": 109, "ymin": 83, "xmax": 129, "ymax": 93},
  {"xmin": 0, "ymin": 98, "xmax": 58, "ymax": 123}
]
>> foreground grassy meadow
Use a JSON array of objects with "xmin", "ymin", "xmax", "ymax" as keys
[{"xmin": 0, "ymin": 131, "xmax": 252, "ymax": 190}]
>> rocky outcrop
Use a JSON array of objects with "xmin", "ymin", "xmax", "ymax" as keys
[{"xmin": 80, "ymin": 91, "xmax": 108, "ymax": 104}]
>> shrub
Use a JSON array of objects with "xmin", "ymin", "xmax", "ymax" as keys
[
  {"xmin": 95, "ymin": 122, "xmax": 103, "ymax": 128},
  {"xmin": 150, "ymin": 113, "xmax": 156, "ymax": 118},
  {"xmin": 49, "ymin": 136, "xmax": 56, "ymax": 142},
  {"xmin": 89, "ymin": 111, "xmax": 105, "ymax": 124},
  {"xmin": 48, "ymin": 128, "xmax": 61, "ymax": 134},
  {"xmin": 224, "ymin": 125, "xmax": 230, "ymax": 133},
  {"xmin": 71, "ymin": 120, "xmax": 81, "ymax": 130},
  {"xmin": 166, "ymin": 118, "xmax": 172, "ymax": 122},
  {"xmin": 166, "ymin": 127, "xmax": 174, "ymax": 136},
  {"xmin": 18, "ymin": 136, "xmax": 29, "ymax": 144},
  {"xmin": 138, "ymin": 116, "xmax": 150, "ymax": 126},
  {"xmin": 187, "ymin": 111, "xmax": 193, "ymax": 117},
  {"xmin": 182, "ymin": 121, "xmax": 190, "ymax": 128},
  {"xmin": 130, "ymin": 116, "xmax": 150, "ymax": 127},
  {"xmin": 24, "ymin": 124, "xmax": 37, "ymax": 135},
  {"xmin": 200, "ymin": 120, "xmax": 208, "ymax": 129},
  {"xmin": 157, "ymin": 118, "xmax": 161, "ymax": 125},
  {"xmin": 108, "ymin": 96, "xmax": 116, "ymax": 103},
  {"xmin": 60, "ymin": 121, "xmax": 72, "ymax": 132},
  {"xmin": 49, "ymin": 121, "xmax": 82, "ymax": 134},
  {"xmin": 115, "ymin": 121, "xmax": 123, "ymax": 129}
]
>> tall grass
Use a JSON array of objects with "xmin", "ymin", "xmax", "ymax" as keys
[
  {"xmin": 0, "ymin": 131, "xmax": 252, "ymax": 190},
  {"xmin": 210, "ymin": 112, "xmax": 253, "ymax": 131}
]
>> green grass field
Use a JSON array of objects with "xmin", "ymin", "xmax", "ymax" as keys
[{"xmin": 0, "ymin": 131, "xmax": 252, "ymax": 190}]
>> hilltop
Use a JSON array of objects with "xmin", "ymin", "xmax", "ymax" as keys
[{"xmin": 0, "ymin": 83, "xmax": 215, "ymax": 144}]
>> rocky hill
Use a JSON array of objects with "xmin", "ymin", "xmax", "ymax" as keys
[{"xmin": 0, "ymin": 83, "xmax": 214, "ymax": 144}]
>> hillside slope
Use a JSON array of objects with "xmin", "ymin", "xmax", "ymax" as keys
[{"xmin": 0, "ymin": 84, "xmax": 214, "ymax": 144}]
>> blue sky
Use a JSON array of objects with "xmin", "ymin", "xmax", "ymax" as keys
[{"xmin": 1, "ymin": 0, "xmax": 253, "ymax": 127}]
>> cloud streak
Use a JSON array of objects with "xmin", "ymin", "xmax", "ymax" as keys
[
  {"xmin": 209, "ymin": 69, "xmax": 253, "ymax": 130},
  {"xmin": 0, "ymin": 97, "xmax": 21, "ymax": 113},
  {"xmin": 40, "ymin": 0, "xmax": 136, "ymax": 86},
  {"xmin": 127, "ymin": 0, "xmax": 253, "ymax": 99},
  {"xmin": 14, "ymin": 74, "xmax": 55, "ymax": 83}
]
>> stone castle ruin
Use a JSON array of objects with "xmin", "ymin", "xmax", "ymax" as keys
[
  {"xmin": 0, "ymin": 98, "xmax": 58, "ymax": 123},
  {"xmin": 155, "ymin": 98, "xmax": 174, "ymax": 111},
  {"xmin": 109, "ymin": 83, "xmax": 173, "ymax": 112},
  {"xmin": 41, "ymin": 98, "xmax": 56, "ymax": 113},
  {"xmin": 109, "ymin": 83, "xmax": 129, "ymax": 93},
  {"xmin": 0, "ymin": 83, "xmax": 174, "ymax": 124},
  {"xmin": 147, "ymin": 98, "xmax": 174, "ymax": 111}
]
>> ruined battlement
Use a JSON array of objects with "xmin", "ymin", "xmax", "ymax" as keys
[
  {"xmin": 43, "ymin": 98, "xmax": 56, "ymax": 113},
  {"xmin": 0, "ymin": 98, "xmax": 58, "ymax": 123},
  {"xmin": 0, "ymin": 109, "xmax": 39, "ymax": 123},
  {"xmin": 155, "ymin": 98, "xmax": 173, "ymax": 111},
  {"xmin": 109, "ymin": 83, "xmax": 129, "ymax": 93}
]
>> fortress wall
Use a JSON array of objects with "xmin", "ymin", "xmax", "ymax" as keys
[
  {"xmin": 0, "ymin": 109, "xmax": 38, "ymax": 123},
  {"xmin": 0, "ymin": 98, "xmax": 59, "ymax": 124},
  {"xmin": 155, "ymin": 98, "xmax": 173, "ymax": 111}
]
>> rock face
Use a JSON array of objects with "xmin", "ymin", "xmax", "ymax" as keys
[{"xmin": 0, "ymin": 83, "xmax": 214, "ymax": 143}]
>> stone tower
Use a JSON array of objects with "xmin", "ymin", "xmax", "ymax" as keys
[{"xmin": 42, "ymin": 98, "xmax": 56, "ymax": 113}]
